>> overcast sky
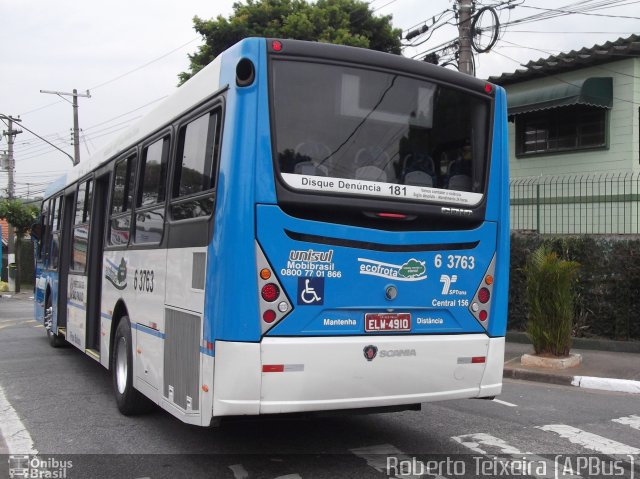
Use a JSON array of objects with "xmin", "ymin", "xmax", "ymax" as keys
[{"xmin": 1, "ymin": 0, "xmax": 638, "ymax": 198}]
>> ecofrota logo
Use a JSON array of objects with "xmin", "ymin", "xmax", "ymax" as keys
[{"xmin": 358, "ymin": 258, "xmax": 426, "ymax": 282}]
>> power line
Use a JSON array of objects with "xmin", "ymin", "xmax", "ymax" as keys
[
  {"xmin": 516, "ymin": 4, "xmax": 640, "ymax": 20},
  {"xmin": 89, "ymin": 37, "xmax": 199, "ymax": 91},
  {"xmin": 19, "ymin": 38, "xmax": 196, "ymax": 118},
  {"xmin": 505, "ymin": 30, "xmax": 638, "ymax": 33}
]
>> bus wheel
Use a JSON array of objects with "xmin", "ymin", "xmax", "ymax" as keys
[
  {"xmin": 112, "ymin": 317, "xmax": 151, "ymax": 415},
  {"xmin": 45, "ymin": 295, "xmax": 65, "ymax": 348}
]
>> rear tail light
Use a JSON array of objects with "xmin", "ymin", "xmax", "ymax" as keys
[
  {"xmin": 261, "ymin": 283, "xmax": 280, "ymax": 302},
  {"xmin": 469, "ymin": 255, "xmax": 496, "ymax": 330},
  {"xmin": 478, "ymin": 287, "xmax": 490, "ymax": 304},
  {"xmin": 256, "ymin": 242, "xmax": 292, "ymax": 334},
  {"xmin": 263, "ymin": 310, "xmax": 277, "ymax": 323}
]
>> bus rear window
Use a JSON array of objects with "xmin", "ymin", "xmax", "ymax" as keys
[{"xmin": 270, "ymin": 60, "xmax": 490, "ymax": 206}]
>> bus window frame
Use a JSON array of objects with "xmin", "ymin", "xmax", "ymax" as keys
[
  {"xmin": 106, "ymin": 149, "xmax": 138, "ymax": 250},
  {"xmin": 69, "ymin": 175, "xmax": 94, "ymax": 274},
  {"xmin": 164, "ymin": 96, "xmax": 225, "ymax": 249},
  {"xmin": 169, "ymin": 102, "xmax": 223, "ymax": 219},
  {"xmin": 131, "ymin": 127, "xmax": 172, "ymax": 247},
  {"xmin": 266, "ymin": 55, "xmax": 495, "ymax": 230},
  {"xmin": 47, "ymin": 194, "xmax": 63, "ymax": 272}
]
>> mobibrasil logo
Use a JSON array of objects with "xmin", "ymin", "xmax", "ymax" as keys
[{"xmin": 358, "ymin": 258, "xmax": 427, "ymax": 281}]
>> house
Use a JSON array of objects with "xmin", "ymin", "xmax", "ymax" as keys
[{"xmin": 489, "ymin": 35, "xmax": 640, "ymax": 233}]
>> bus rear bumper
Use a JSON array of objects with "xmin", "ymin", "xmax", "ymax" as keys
[{"xmin": 212, "ymin": 334, "xmax": 504, "ymax": 417}]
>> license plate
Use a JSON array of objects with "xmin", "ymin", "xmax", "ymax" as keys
[{"xmin": 365, "ymin": 313, "xmax": 411, "ymax": 332}]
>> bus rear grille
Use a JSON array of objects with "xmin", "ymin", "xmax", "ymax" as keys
[
  {"xmin": 164, "ymin": 308, "xmax": 200, "ymax": 411},
  {"xmin": 192, "ymin": 252, "xmax": 206, "ymax": 290}
]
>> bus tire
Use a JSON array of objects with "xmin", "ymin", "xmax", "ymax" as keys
[
  {"xmin": 112, "ymin": 317, "xmax": 151, "ymax": 415},
  {"xmin": 45, "ymin": 294, "xmax": 65, "ymax": 348}
]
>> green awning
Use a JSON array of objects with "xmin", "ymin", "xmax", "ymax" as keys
[{"xmin": 507, "ymin": 77, "xmax": 613, "ymax": 116}]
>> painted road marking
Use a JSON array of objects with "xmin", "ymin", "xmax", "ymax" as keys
[
  {"xmin": 612, "ymin": 415, "xmax": 640, "ymax": 431},
  {"xmin": 0, "ymin": 384, "xmax": 38, "ymax": 455},
  {"xmin": 453, "ymin": 433, "xmax": 581, "ymax": 479},
  {"xmin": 537, "ymin": 425, "xmax": 640, "ymax": 454},
  {"xmin": 492, "ymin": 398, "xmax": 518, "ymax": 407},
  {"xmin": 34, "ymin": 325, "xmax": 44, "ymax": 328},
  {"xmin": 453, "ymin": 433, "xmax": 525, "ymax": 455},
  {"xmin": 229, "ymin": 464, "xmax": 249, "ymax": 479},
  {"xmin": 351, "ymin": 443, "xmax": 435, "ymax": 479}
]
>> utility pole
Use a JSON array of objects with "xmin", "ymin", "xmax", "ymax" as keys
[
  {"xmin": 1, "ymin": 114, "xmax": 22, "ymax": 292},
  {"xmin": 457, "ymin": 0, "xmax": 474, "ymax": 76},
  {"xmin": 40, "ymin": 89, "xmax": 91, "ymax": 165}
]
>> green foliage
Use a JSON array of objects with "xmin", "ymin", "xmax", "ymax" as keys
[
  {"xmin": 0, "ymin": 199, "xmax": 39, "ymax": 291},
  {"xmin": 525, "ymin": 245, "xmax": 580, "ymax": 356},
  {"xmin": 179, "ymin": 0, "xmax": 402, "ymax": 84},
  {"xmin": 509, "ymin": 234, "xmax": 640, "ymax": 341},
  {"xmin": 0, "ymin": 199, "xmax": 39, "ymax": 236}
]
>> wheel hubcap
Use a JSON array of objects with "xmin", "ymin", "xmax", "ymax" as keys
[{"xmin": 116, "ymin": 336, "xmax": 128, "ymax": 394}]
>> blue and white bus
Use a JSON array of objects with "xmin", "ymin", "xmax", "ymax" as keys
[{"xmin": 33, "ymin": 38, "xmax": 509, "ymax": 426}]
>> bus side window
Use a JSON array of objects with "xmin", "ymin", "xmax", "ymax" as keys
[
  {"xmin": 50, "ymin": 195, "xmax": 62, "ymax": 270},
  {"xmin": 109, "ymin": 155, "xmax": 137, "ymax": 246},
  {"xmin": 170, "ymin": 109, "xmax": 220, "ymax": 220},
  {"xmin": 40, "ymin": 202, "xmax": 50, "ymax": 265},
  {"xmin": 134, "ymin": 136, "xmax": 169, "ymax": 244},
  {"xmin": 71, "ymin": 179, "xmax": 93, "ymax": 272}
]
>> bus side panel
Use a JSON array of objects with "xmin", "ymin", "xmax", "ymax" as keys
[
  {"xmin": 101, "ymin": 248, "xmax": 169, "ymax": 391},
  {"xmin": 484, "ymin": 86, "xmax": 509, "ymax": 338},
  {"xmin": 203, "ymin": 38, "xmax": 264, "ymax": 345},
  {"xmin": 66, "ymin": 273, "xmax": 87, "ymax": 350}
]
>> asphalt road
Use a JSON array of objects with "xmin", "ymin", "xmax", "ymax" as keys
[{"xmin": 0, "ymin": 296, "xmax": 638, "ymax": 479}]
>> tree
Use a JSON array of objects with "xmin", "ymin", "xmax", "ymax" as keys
[
  {"xmin": 0, "ymin": 199, "xmax": 39, "ymax": 292},
  {"xmin": 178, "ymin": 0, "xmax": 402, "ymax": 84}
]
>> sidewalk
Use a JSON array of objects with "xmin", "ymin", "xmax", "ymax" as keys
[
  {"xmin": 0, "ymin": 290, "xmax": 33, "ymax": 300},
  {"xmin": 504, "ymin": 341, "xmax": 640, "ymax": 393}
]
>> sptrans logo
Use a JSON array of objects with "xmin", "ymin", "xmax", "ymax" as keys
[{"xmin": 358, "ymin": 258, "xmax": 427, "ymax": 281}]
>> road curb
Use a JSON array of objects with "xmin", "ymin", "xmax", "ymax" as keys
[
  {"xmin": 504, "ymin": 367, "xmax": 640, "ymax": 394},
  {"xmin": 503, "ymin": 367, "xmax": 574, "ymax": 386}
]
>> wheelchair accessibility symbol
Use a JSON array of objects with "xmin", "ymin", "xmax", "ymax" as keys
[{"xmin": 297, "ymin": 277, "xmax": 325, "ymax": 305}]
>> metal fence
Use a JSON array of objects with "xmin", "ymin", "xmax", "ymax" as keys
[{"xmin": 510, "ymin": 172, "xmax": 640, "ymax": 234}]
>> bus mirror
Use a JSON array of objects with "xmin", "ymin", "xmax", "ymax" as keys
[{"xmin": 30, "ymin": 222, "xmax": 42, "ymax": 242}]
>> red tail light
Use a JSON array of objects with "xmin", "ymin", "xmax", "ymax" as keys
[
  {"xmin": 469, "ymin": 255, "xmax": 496, "ymax": 330},
  {"xmin": 478, "ymin": 287, "xmax": 490, "ymax": 304},
  {"xmin": 261, "ymin": 283, "xmax": 280, "ymax": 302},
  {"xmin": 263, "ymin": 310, "xmax": 277, "ymax": 323}
]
